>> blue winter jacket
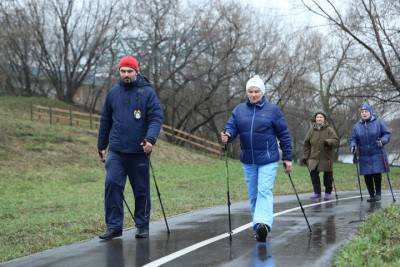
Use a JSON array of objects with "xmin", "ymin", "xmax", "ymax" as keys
[
  {"xmin": 349, "ymin": 115, "xmax": 391, "ymax": 175},
  {"xmin": 97, "ymin": 75, "xmax": 163, "ymax": 154},
  {"xmin": 224, "ymin": 97, "xmax": 292, "ymax": 165}
]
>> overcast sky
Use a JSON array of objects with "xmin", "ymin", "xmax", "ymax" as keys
[{"xmin": 241, "ymin": 0, "xmax": 347, "ymax": 32}]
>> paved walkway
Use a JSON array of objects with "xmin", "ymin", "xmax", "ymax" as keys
[{"xmin": 2, "ymin": 191, "xmax": 399, "ymax": 267}]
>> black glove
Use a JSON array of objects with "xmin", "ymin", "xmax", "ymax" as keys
[
  {"xmin": 324, "ymin": 140, "xmax": 330, "ymax": 149},
  {"xmin": 353, "ymin": 154, "xmax": 358, "ymax": 164},
  {"xmin": 351, "ymin": 146, "xmax": 356, "ymax": 154},
  {"xmin": 301, "ymin": 158, "xmax": 308, "ymax": 165}
]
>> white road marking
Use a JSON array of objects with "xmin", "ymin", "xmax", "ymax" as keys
[{"xmin": 142, "ymin": 194, "xmax": 382, "ymax": 267}]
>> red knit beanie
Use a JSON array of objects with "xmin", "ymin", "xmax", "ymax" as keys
[{"xmin": 118, "ymin": 56, "xmax": 139, "ymax": 72}]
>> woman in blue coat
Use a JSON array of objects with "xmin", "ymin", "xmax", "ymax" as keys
[
  {"xmin": 221, "ymin": 75, "xmax": 292, "ymax": 242},
  {"xmin": 349, "ymin": 103, "xmax": 391, "ymax": 202}
]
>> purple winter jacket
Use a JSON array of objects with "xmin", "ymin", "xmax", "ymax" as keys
[{"xmin": 349, "ymin": 115, "xmax": 391, "ymax": 175}]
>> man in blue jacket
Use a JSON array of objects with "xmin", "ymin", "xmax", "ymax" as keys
[
  {"xmin": 221, "ymin": 75, "xmax": 292, "ymax": 242},
  {"xmin": 97, "ymin": 55, "xmax": 163, "ymax": 240}
]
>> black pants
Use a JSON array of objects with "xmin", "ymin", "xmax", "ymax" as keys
[
  {"xmin": 364, "ymin": 173, "xmax": 382, "ymax": 197},
  {"xmin": 310, "ymin": 169, "xmax": 333, "ymax": 194}
]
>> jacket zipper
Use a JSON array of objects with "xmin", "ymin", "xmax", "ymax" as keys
[
  {"xmin": 364, "ymin": 120, "xmax": 372, "ymax": 168},
  {"xmin": 250, "ymin": 106, "xmax": 256, "ymax": 164},
  {"xmin": 364, "ymin": 121, "xmax": 369, "ymax": 148}
]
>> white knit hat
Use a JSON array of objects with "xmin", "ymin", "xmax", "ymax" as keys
[{"xmin": 245, "ymin": 75, "xmax": 265, "ymax": 94}]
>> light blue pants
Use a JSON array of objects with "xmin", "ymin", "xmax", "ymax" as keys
[{"xmin": 242, "ymin": 162, "xmax": 278, "ymax": 231}]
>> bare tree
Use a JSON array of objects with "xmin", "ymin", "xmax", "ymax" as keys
[
  {"xmin": 172, "ymin": 2, "xmax": 253, "ymax": 135},
  {"xmin": 80, "ymin": 49, "xmax": 119, "ymax": 113},
  {"xmin": 0, "ymin": 2, "xmax": 44, "ymax": 96},
  {"xmin": 124, "ymin": 0, "xmax": 263, "ymax": 141},
  {"xmin": 302, "ymin": 0, "xmax": 400, "ymax": 103},
  {"xmin": 24, "ymin": 0, "xmax": 127, "ymax": 103},
  {"xmin": 309, "ymin": 34, "xmax": 356, "ymax": 139},
  {"xmin": 126, "ymin": 0, "xmax": 202, "ymax": 125}
]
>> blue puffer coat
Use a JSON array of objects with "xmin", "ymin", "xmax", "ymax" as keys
[
  {"xmin": 224, "ymin": 97, "xmax": 292, "ymax": 165},
  {"xmin": 349, "ymin": 115, "xmax": 391, "ymax": 175},
  {"xmin": 97, "ymin": 75, "xmax": 163, "ymax": 154}
]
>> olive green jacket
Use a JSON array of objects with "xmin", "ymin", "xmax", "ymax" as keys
[{"xmin": 303, "ymin": 122, "xmax": 339, "ymax": 172}]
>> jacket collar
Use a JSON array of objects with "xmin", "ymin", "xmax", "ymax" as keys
[
  {"xmin": 119, "ymin": 80, "xmax": 136, "ymax": 90},
  {"xmin": 313, "ymin": 122, "xmax": 328, "ymax": 130},
  {"xmin": 246, "ymin": 96, "xmax": 266, "ymax": 108},
  {"xmin": 118, "ymin": 74, "xmax": 150, "ymax": 89},
  {"xmin": 359, "ymin": 114, "xmax": 377, "ymax": 123}
]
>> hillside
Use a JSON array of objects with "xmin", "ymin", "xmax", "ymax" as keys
[
  {"xmin": 1, "ymin": 96, "xmax": 399, "ymax": 262},
  {"xmin": 0, "ymin": 96, "xmax": 246, "ymax": 261}
]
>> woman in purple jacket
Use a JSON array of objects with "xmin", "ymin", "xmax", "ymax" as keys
[
  {"xmin": 221, "ymin": 75, "xmax": 292, "ymax": 242},
  {"xmin": 349, "ymin": 103, "xmax": 391, "ymax": 202}
]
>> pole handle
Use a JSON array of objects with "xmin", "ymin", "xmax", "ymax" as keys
[{"xmin": 222, "ymin": 130, "xmax": 229, "ymax": 151}]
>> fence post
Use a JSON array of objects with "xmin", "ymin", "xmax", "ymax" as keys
[
  {"xmin": 69, "ymin": 107, "xmax": 73, "ymax": 126},
  {"xmin": 49, "ymin": 106, "xmax": 52, "ymax": 125}
]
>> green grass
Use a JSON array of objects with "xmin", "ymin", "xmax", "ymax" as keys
[
  {"xmin": 334, "ymin": 204, "xmax": 400, "ymax": 267},
  {"xmin": 1, "ymin": 96, "xmax": 400, "ymax": 262}
]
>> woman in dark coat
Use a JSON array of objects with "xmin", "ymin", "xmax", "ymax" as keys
[
  {"xmin": 349, "ymin": 103, "xmax": 391, "ymax": 202},
  {"xmin": 302, "ymin": 112, "xmax": 339, "ymax": 201}
]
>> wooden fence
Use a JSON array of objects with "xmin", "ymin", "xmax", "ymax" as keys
[
  {"xmin": 31, "ymin": 104, "xmax": 100, "ymax": 129},
  {"xmin": 31, "ymin": 104, "xmax": 223, "ymax": 156},
  {"xmin": 161, "ymin": 124, "xmax": 222, "ymax": 155}
]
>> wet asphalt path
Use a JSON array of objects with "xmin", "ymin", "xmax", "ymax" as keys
[{"xmin": 2, "ymin": 191, "xmax": 399, "ymax": 267}]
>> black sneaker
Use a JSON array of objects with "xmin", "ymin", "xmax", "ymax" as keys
[
  {"xmin": 99, "ymin": 229, "xmax": 122, "ymax": 240},
  {"xmin": 135, "ymin": 228, "xmax": 149, "ymax": 238},
  {"xmin": 255, "ymin": 223, "xmax": 268, "ymax": 242},
  {"xmin": 367, "ymin": 196, "xmax": 376, "ymax": 202}
]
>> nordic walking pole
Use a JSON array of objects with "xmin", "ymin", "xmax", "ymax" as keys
[
  {"xmin": 224, "ymin": 143, "xmax": 233, "ymax": 240},
  {"xmin": 122, "ymin": 193, "xmax": 137, "ymax": 225},
  {"xmin": 380, "ymin": 147, "xmax": 396, "ymax": 202},
  {"xmin": 148, "ymin": 156, "xmax": 171, "ymax": 234},
  {"xmin": 385, "ymin": 170, "xmax": 396, "ymax": 202},
  {"xmin": 352, "ymin": 151, "xmax": 363, "ymax": 201},
  {"xmin": 284, "ymin": 162, "xmax": 312, "ymax": 233}
]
